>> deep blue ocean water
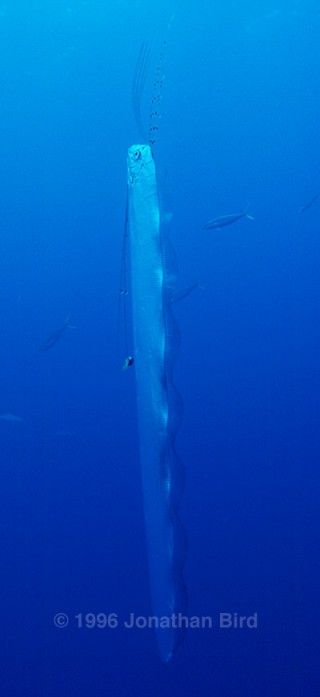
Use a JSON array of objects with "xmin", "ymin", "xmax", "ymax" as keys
[{"xmin": 1, "ymin": 1, "xmax": 320, "ymax": 694}]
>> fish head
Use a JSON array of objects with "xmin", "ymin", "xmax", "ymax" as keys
[{"xmin": 127, "ymin": 144, "xmax": 153, "ymax": 184}]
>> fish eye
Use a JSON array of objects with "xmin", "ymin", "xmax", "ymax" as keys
[{"xmin": 134, "ymin": 150, "xmax": 141, "ymax": 161}]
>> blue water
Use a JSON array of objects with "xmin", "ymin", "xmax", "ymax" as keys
[{"xmin": 1, "ymin": 1, "xmax": 319, "ymax": 694}]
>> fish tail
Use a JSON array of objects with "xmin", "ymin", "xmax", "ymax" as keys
[
  {"xmin": 244, "ymin": 203, "xmax": 254, "ymax": 220},
  {"xmin": 65, "ymin": 315, "xmax": 76, "ymax": 330}
]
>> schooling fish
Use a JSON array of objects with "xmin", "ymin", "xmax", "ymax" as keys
[
  {"xmin": 204, "ymin": 208, "xmax": 254, "ymax": 230},
  {"xmin": 39, "ymin": 316, "xmax": 75, "ymax": 352}
]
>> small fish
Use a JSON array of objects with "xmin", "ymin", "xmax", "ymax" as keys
[
  {"xmin": 55, "ymin": 430, "xmax": 74, "ymax": 438},
  {"xmin": 204, "ymin": 208, "xmax": 254, "ymax": 230},
  {"xmin": 299, "ymin": 191, "xmax": 320, "ymax": 214},
  {"xmin": 0, "ymin": 413, "xmax": 23, "ymax": 423},
  {"xmin": 171, "ymin": 283, "xmax": 204, "ymax": 304},
  {"xmin": 39, "ymin": 315, "xmax": 75, "ymax": 352}
]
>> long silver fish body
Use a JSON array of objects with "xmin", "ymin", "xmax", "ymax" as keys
[{"xmin": 127, "ymin": 144, "xmax": 186, "ymax": 662}]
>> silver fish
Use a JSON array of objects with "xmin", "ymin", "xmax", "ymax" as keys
[
  {"xmin": 204, "ymin": 209, "xmax": 254, "ymax": 230},
  {"xmin": 39, "ymin": 315, "xmax": 75, "ymax": 352},
  {"xmin": 0, "ymin": 413, "xmax": 23, "ymax": 423},
  {"xmin": 299, "ymin": 191, "xmax": 320, "ymax": 214}
]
